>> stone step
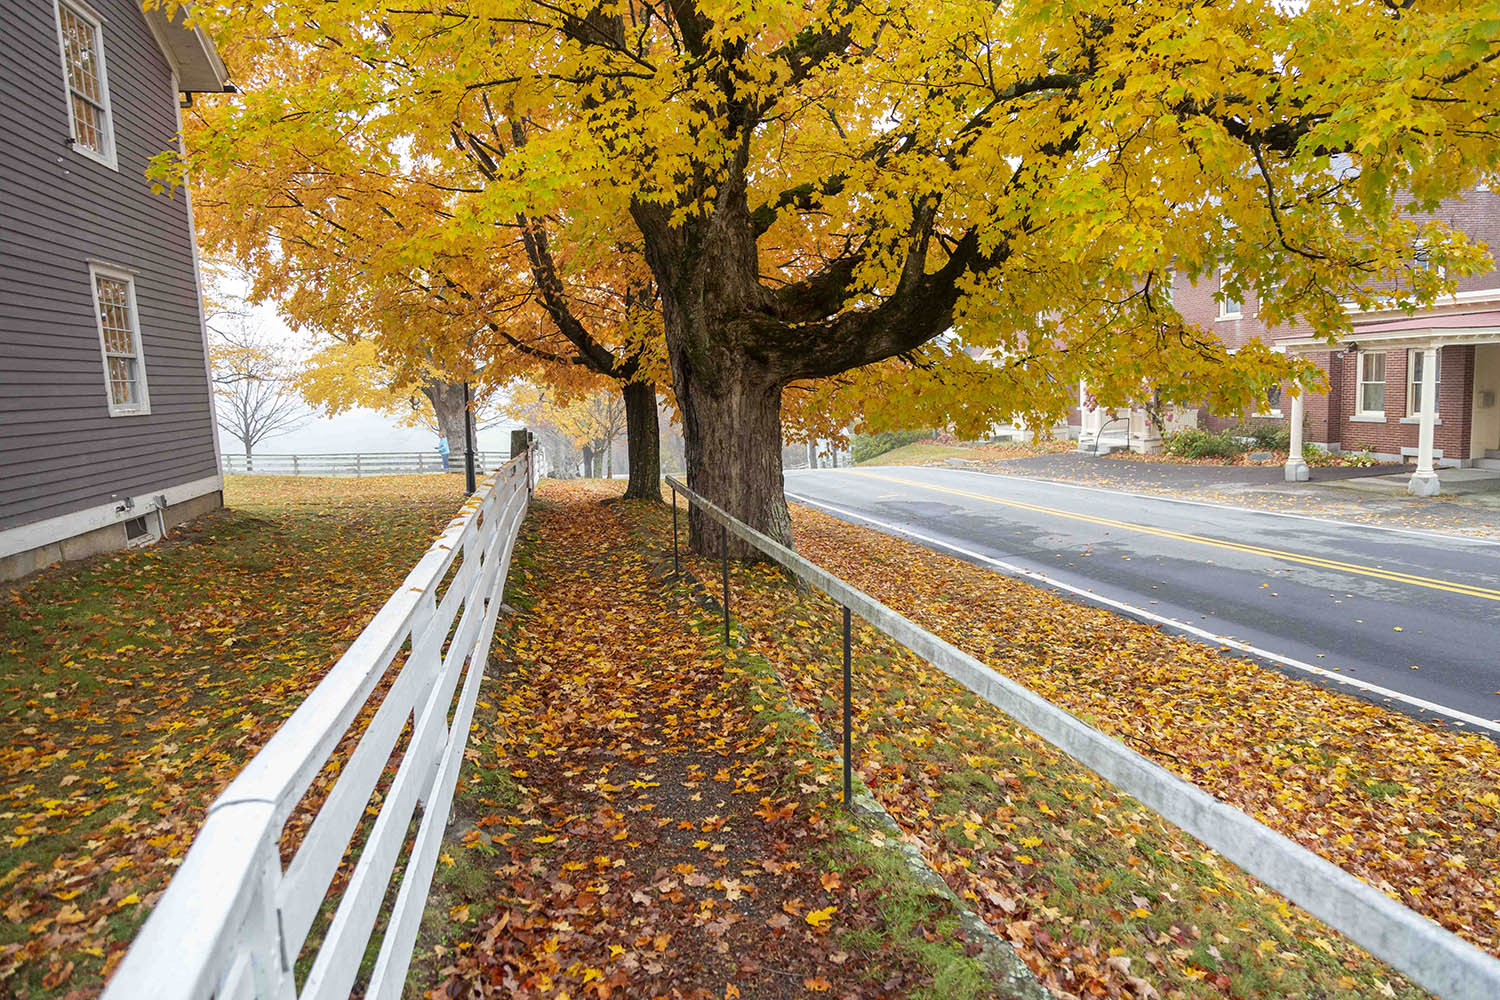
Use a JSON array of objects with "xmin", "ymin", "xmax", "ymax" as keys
[
  {"xmin": 1475, "ymin": 457, "xmax": 1500, "ymax": 471},
  {"xmin": 1486, "ymin": 449, "xmax": 1500, "ymax": 460},
  {"xmin": 1077, "ymin": 436, "xmax": 1130, "ymax": 456}
]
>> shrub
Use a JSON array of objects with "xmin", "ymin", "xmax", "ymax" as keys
[
  {"xmin": 1164, "ymin": 428, "xmax": 1245, "ymax": 460},
  {"xmin": 1344, "ymin": 447, "xmax": 1378, "ymax": 468},
  {"xmin": 1238, "ymin": 423, "xmax": 1291, "ymax": 452},
  {"xmin": 1302, "ymin": 442, "xmax": 1337, "ymax": 466},
  {"xmin": 852, "ymin": 429, "xmax": 931, "ymax": 463}
]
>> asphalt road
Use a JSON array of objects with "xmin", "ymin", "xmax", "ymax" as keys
[{"xmin": 784, "ymin": 465, "xmax": 1500, "ymax": 731}]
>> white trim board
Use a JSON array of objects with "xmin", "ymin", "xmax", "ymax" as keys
[
  {"xmin": 785, "ymin": 489, "xmax": 1500, "ymax": 735},
  {"xmin": 0, "ymin": 474, "xmax": 221, "ymax": 558}
]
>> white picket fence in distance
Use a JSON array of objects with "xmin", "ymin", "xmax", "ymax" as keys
[
  {"xmin": 222, "ymin": 451, "xmax": 509, "ymax": 477},
  {"xmin": 103, "ymin": 451, "xmax": 534, "ymax": 1000}
]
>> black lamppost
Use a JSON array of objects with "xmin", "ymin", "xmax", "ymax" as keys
[{"xmin": 463, "ymin": 381, "xmax": 477, "ymax": 495}]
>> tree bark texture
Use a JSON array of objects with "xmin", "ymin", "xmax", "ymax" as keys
[
  {"xmin": 621, "ymin": 380, "xmax": 663, "ymax": 502},
  {"xmin": 423, "ymin": 379, "xmax": 475, "ymax": 461}
]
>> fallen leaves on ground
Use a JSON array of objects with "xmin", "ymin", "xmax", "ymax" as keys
[
  {"xmin": 414, "ymin": 481, "xmax": 1000, "ymax": 1000},
  {"xmin": 0, "ymin": 474, "xmax": 467, "ymax": 996},
  {"xmin": 703, "ymin": 498, "xmax": 1498, "ymax": 998}
]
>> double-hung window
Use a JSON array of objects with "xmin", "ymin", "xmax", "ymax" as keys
[
  {"xmin": 55, "ymin": 0, "xmax": 115, "ymax": 168},
  {"xmin": 90, "ymin": 265, "xmax": 150, "ymax": 415},
  {"xmin": 1407, "ymin": 348, "xmax": 1441, "ymax": 417},
  {"xmin": 1217, "ymin": 269, "xmax": 1242, "ymax": 319},
  {"xmin": 1357, "ymin": 351, "xmax": 1386, "ymax": 416}
]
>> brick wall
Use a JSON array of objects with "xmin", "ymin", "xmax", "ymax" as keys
[
  {"xmin": 1333, "ymin": 346, "xmax": 1474, "ymax": 462},
  {"xmin": 1170, "ymin": 188, "xmax": 1498, "ymax": 455}
]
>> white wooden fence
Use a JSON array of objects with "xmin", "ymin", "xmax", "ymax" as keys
[
  {"xmin": 222, "ymin": 451, "xmax": 508, "ymax": 477},
  {"xmin": 103, "ymin": 450, "xmax": 534, "ymax": 1000}
]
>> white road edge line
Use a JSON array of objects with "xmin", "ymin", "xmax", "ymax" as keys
[
  {"xmin": 804, "ymin": 465, "xmax": 1500, "ymax": 548},
  {"xmin": 785, "ymin": 490, "xmax": 1500, "ymax": 736}
]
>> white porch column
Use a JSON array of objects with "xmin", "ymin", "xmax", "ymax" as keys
[
  {"xmin": 1284, "ymin": 384, "xmax": 1309, "ymax": 481},
  {"xmin": 1077, "ymin": 381, "xmax": 1102, "ymax": 450},
  {"xmin": 1408, "ymin": 345, "xmax": 1441, "ymax": 496}
]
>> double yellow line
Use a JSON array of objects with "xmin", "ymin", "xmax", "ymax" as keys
[{"xmin": 849, "ymin": 470, "xmax": 1500, "ymax": 603}]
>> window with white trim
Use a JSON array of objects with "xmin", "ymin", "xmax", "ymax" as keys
[
  {"xmin": 1406, "ymin": 348, "xmax": 1441, "ymax": 417},
  {"xmin": 1357, "ymin": 351, "xmax": 1386, "ymax": 416},
  {"xmin": 1217, "ymin": 269, "xmax": 1242, "ymax": 319},
  {"xmin": 1411, "ymin": 241, "xmax": 1446, "ymax": 280},
  {"xmin": 55, "ymin": 0, "xmax": 115, "ymax": 168},
  {"xmin": 1255, "ymin": 384, "xmax": 1283, "ymax": 417},
  {"xmin": 89, "ymin": 266, "xmax": 150, "ymax": 415}
]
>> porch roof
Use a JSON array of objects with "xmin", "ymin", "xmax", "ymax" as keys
[{"xmin": 1280, "ymin": 308, "xmax": 1500, "ymax": 355}]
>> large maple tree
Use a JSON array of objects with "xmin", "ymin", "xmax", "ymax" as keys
[{"xmin": 169, "ymin": 0, "xmax": 1499, "ymax": 552}]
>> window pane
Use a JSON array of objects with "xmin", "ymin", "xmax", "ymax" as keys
[
  {"xmin": 1361, "ymin": 382, "xmax": 1385, "ymax": 413},
  {"xmin": 1362, "ymin": 353, "xmax": 1385, "ymax": 382},
  {"xmin": 71, "ymin": 96, "xmax": 101, "ymax": 153},
  {"xmin": 108, "ymin": 357, "xmax": 136, "ymax": 406},
  {"xmin": 96, "ymin": 276, "xmax": 134, "ymax": 354},
  {"xmin": 59, "ymin": 7, "xmax": 102, "ymax": 102},
  {"xmin": 58, "ymin": 5, "xmax": 107, "ymax": 154}
]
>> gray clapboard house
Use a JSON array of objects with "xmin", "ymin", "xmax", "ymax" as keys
[{"xmin": 1, "ymin": 1, "xmax": 230, "ymax": 580}]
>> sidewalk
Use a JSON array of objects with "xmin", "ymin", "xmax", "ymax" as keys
[
  {"xmin": 949, "ymin": 453, "xmax": 1500, "ymax": 538},
  {"xmin": 411, "ymin": 482, "xmax": 1013, "ymax": 999}
]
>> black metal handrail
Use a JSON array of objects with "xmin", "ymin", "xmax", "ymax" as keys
[{"xmin": 661, "ymin": 475, "xmax": 1500, "ymax": 1000}]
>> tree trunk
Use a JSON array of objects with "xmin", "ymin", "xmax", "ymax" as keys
[
  {"xmin": 605, "ymin": 440, "xmax": 613, "ymax": 479},
  {"xmin": 675, "ymin": 359, "xmax": 790, "ymax": 558},
  {"xmin": 422, "ymin": 379, "xmax": 474, "ymax": 461},
  {"xmin": 621, "ymin": 380, "xmax": 662, "ymax": 502},
  {"xmin": 808, "ymin": 440, "xmax": 818, "ymax": 470},
  {"xmin": 581, "ymin": 444, "xmax": 594, "ymax": 478}
]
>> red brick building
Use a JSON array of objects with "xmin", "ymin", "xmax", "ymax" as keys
[{"xmin": 1079, "ymin": 187, "xmax": 1500, "ymax": 494}]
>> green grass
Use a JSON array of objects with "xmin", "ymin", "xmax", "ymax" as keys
[
  {"xmin": 0, "ymin": 474, "xmax": 465, "ymax": 997},
  {"xmin": 722, "ymin": 565, "xmax": 1432, "ymax": 999}
]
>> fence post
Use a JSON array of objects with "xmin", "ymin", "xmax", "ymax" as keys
[
  {"xmin": 843, "ymin": 606, "xmax": 853, "ymax": 807},
  {"xmin": 355, "ymin": 454, "xmax": 363, "ymax": 478},
  {"xmin": 721, "ymin": 522, "xmax": 730, "ymax": 647},
  {"xmin": 293, "ymin": 455, "xmax": 300, "ymax": 476}
]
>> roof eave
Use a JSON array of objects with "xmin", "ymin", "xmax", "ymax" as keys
[{"xmin": 141, "ymin": 5, "xmax": 230, "ymax": 93}]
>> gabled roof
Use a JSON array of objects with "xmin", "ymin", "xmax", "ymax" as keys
[{"xmin": 140, "ymin": 3, "xmax": 230, "ymax": 93}]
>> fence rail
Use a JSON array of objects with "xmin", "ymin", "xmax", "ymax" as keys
[
  {"xmin": 222, "ymin": 451, "xmax": 509, "ymax": 476},
  {"xmin": 664, "ymin": 476, "xmax": 1500, "ymax": 1000},
  {"xmin": 103, "ymin": 449, "xmax": 534, "ymax": 1000}
]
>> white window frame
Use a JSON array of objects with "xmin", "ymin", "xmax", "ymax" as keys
[
  {"xmin": 1356, "ymin": 350, "xmax": 1386, "ymax": 418},
  {"xmin": 1406, "ymin": 347, "xmax": 1441, "ymax": 418},
  {"xmin": 1217, "ymin": 268, "xmax": 1242, "ymax": 319},
  {"xmin": 88, "ymin": 263, "xmax": 151, "ymax": 416},
  {"xmin": 1411, "ymin": 242, "xmax": 1446, "ymax": 280},
  {"xmin": 53, "ymin": 0, "xmax": 117, "ymax": 170}
]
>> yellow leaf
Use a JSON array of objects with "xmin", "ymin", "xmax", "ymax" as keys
[{"xmin": 805, "ymin": 905, "xmax": 836, "ymax": 928}]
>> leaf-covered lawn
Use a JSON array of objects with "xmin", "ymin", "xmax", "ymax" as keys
[
  {"xmin": 0, "ymin": 474, "xmax": 467, "ymax": 997},
  {"xmin": 414, "ymin": 481, "xmax": 1005, "ymax": 999},
  {"xmin": 860, "ymin": 440, "xmax": 1074, "ymax": 467},
  {"xmin": 702, "ymin": 500, "xmax": 1500, "ymax": 998}
]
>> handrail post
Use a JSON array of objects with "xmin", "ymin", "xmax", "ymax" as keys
[
  {"xmin": 670, "ymin": 482, "xmax": 680, "ymax": 577},
  {"xmin": 842, "ymin": 606, "xmax": 852, "ymax": 807},
  {"xmin": 721, "ymin": 521, "xmax": 730, "ymax": 646}
]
